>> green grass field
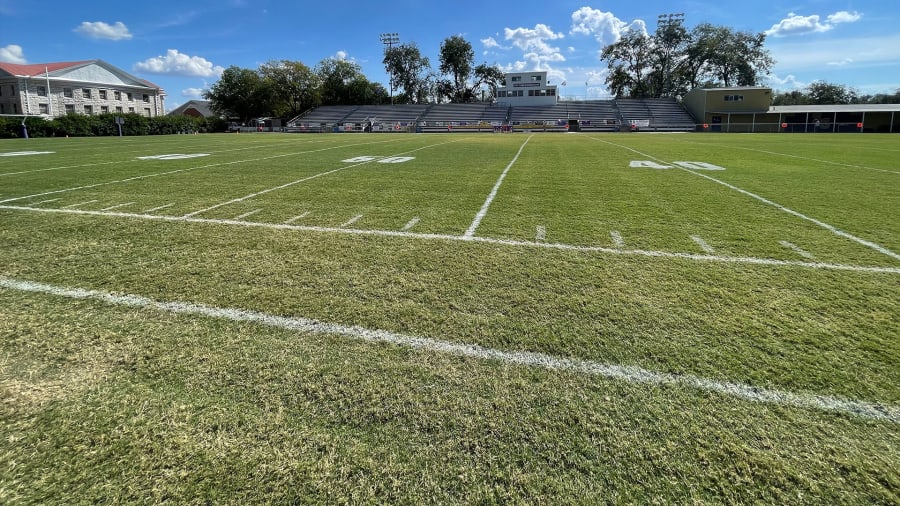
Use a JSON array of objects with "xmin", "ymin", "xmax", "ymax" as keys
[{"xmin": 1, "ymin": 132, "xmax": 898, "ymax": 504}]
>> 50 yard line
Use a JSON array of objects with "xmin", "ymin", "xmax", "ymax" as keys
[{"xmin": 464, "ymin": 134, "xmax": 533, "ymax": 238}]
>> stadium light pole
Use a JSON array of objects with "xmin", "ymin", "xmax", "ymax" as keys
[
  {"xmin": 657, "ymin": 13, "xmax": 684, "ymax": 98},
  {"xmin": 380, "ymin": 32, "xmax": 400, "ymax": 105}
]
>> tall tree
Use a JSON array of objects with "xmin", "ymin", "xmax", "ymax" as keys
[
  {"xmin": 600, "ymin": 30, "xmax": 654, "ymax": 98},
  {"xmin": 203, "ymin": 66, "xmax": 272, "ymax": 123},
  {"xmin": 315, "ymin": 58, "xmax": 366, "ymax": 106},
  {"xmin": 383, "ymin": 43, "xmax": 431, "ymax": 104},
  {"xmin": 439, "ymin": 35, "xmax": 475, "ymax": 102},
  {"xmin": 258, "ymin": 60, "xmax": 319, "ymax": 120}
]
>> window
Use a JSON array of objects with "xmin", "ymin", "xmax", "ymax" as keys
[
  {"xmin": 84, "ymin": 104, "xmax": 93, "ymax": 115},
  {"xmin": 143, "ymin": 94, "xmax": 150, "ymax": 103},
  {"xmin": 39, "ymin": 103, "xmax": 49, "ymax": 114},
  {"xmin": 144, "ymin": 107, "xmax": 151, "ymax": 117},
  {"xmin": 128, "ymin": 107, "xmax": 135, "ymax": 113},
  {"xmin": 115, "ymin": 106, "xmax": 123, "ymax": 113},
  {"xmin": 99, "ymin": 89, "xmax": 107, "ymax": 99},
  {"xmin": 37, "ymin": 86, "xmax": 47, "ymax": 96},
  {"xmin": 0, "ymin": 86, "xmax": 3, "ymax": 96},
  {"xmin": 511, "ymin": 76, "xmax": 521, "ymax": 82},
  {"xmin": 724, "ymin": 94, "xmax": 744, "ymax": 102},
  {"xmin": 127, "ymin": 92, "xmax": 133, "ymax": 101},
  {"xmin": 531, "ymin": 75, "xmax": 541, "ymax": 81},
  {"xmin": 0, "ymin": 104, "xmax": 3, "ymax": 113},
  {"xmin": 13, "ymin": 103, "xmax": 18, "ymax": 113},
  {"xmin": 82, "ymin": 88, "xmax": 92, "ymax": 99},
  {"xmin": 114, "ymin": 91, "xmax": 121, "ymax": 100},
  {"xmin": 65, "ymin": 104, "xmax": 75, "ymax": 114},
  {"xmin": 10, "ymin": 85, "xmax": 15, "ymax": 95},
  {"xmin": 101, "ymin": 105, "xmax": 109, "ymax": 114},
  {"xmin": 63, "ymin": 88, "xmax": 73, "ymax": 98}
]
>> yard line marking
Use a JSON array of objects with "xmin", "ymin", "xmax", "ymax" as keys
[
  {"xmin": 233, "ymin": 208, "xmax": 262, "ymax": 221},
  {"xmin": 691, "ymin": 235, "xmax": 715, "ymax": 254},
  {"xmin": 144, "ymin": 203, "xmax": 175, "ymax": 213},
  {"xmin": 32, "ymin": 198, "xmax": 61, "ymax": 205},
  {"xmin": 0, "ymin": 138, "xmax": 408, "ymax": 205},
  {"xmin": 101, "ymin": 202, "xmax": 135, "ymax": 211},
  {"xmin": 4, "ymin": 204, "xmax": 899, "ymax": 275},
  {"xmin": 586, "ymin": 136, "xmax": 900, "ymax": 262},
  {"xmin": 682, "ymin": 141, "xmax": 900, "ymax": 175},
  {"xmin": 779, "ymin": 240, "xmax": 816, "ymax": 260},
  {"xmin": 342, "ymin": 214, "xmax": 363, "ymax": 227},
  {"xmin": 536, "ymin": 225, "xmax": 546, "ymax": 242},
  {"xmin": 681, "ymin": 168, "xmax": 900, "ymax": 262},
  {"xmin": 610, "ymin": 231, "xmax": 625, "ymax": 248},
  {"xmin": 284, "ymin": 212, "xmax": 310, "ymax": 224},
  {"xmin": 0, "ymin": 160, "xmax": 123, "ymax": 177},
  {"xmin": 1, "ymin": 275, "xmax": 896, "ymax": 423},
  {"xmin": 182, "ymin": 139, "xmax": 460, "ymax": 218},
  {"xmin": 401, "ymin": 217, "xmax": 420, "ymax": 232},
  {"xmin": 62, "ymin": 199, "xmax": 98, "ymax": 209},
  {"xmin": 464, "ymin": 134, "xmax": 533, "ymax": 238}
]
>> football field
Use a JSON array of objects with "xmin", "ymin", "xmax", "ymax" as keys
[{"xmin": 1, "ymin": 132, "xmax": 898, "ymax": 503}]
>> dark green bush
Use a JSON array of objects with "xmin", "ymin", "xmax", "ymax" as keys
[{"xmin": 0, "ymin": 113, "xmax": 222, "ymax": 138}]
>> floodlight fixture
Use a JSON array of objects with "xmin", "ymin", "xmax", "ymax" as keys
[{"xmin": 380, "ymin": 33, "xmax": 401, "ymax": 105}]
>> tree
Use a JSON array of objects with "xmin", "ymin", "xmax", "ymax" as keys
[
  {"xmin": 439, "ymin": 35, "xmax": 475, "ymax": 102},
  {"xmin": 203, "ymin": 66, "xmax": 272, "ymax": 123},
  {"xmin": 601, "ymin": 29, "xmax": 654, "ymax": 98},
  {"xmin": 258, "ymin": 60, "xmax": 319, "ymax": 120},
  {"xmin": 315, "ymin": 58, "xmax": 367, "ymax": 106},
  {"xmin": 806, "ymin": 81, "xmax": 858, "ymax": 104},
  {"xmin": 383, "ymin": 43, "xmax": 431, "ymax": 104}
]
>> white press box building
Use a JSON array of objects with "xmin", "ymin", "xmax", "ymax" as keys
[{"xmin": 0, "ymin": 60, "xmax": 165, "ymax": 118}]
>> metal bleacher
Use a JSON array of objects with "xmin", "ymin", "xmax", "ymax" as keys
[{"xmin": 286, "ymin": 98, "xmax": 696, "ymax": 133}]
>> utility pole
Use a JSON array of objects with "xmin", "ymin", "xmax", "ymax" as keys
[{"xmin": 380, "ymin": 33, "xmax": 400, "ymax": 105}]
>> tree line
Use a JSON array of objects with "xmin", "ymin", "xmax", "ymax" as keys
[
  {"xmin": 772, "ymin": 82, "xmax": 900, "ymax": 105},
  {"xmin": 204, "ymin": 35, "xmax": 504, "ymax": 123}
]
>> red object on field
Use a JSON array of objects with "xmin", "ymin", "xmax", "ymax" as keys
[{"xmin": 781, "ymin": 122, "xmax": 788, "ymax": 128}]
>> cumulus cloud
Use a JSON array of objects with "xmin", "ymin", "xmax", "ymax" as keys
[
  {"xmin": 481, "ymin": 36, "xmax": 504, "ymax": 50},
  {"xmin": 503, "ymin": 24, "xmax": 566, "ymax": 67},
  {"xmin": 0, "ymin": 44, "xmax": 26, "ymax": 64},
  {"xmin": 765, "ymin": 11, "xmax": 862, "ymax": 37},
  {"xmin": 74, "ymin": 21, "xmax": 133, "ymax": 40},
  {"xmin": 134, "ymin": 49, "xmax": 224, "ymax": 77},
  {"xmin": 570, "ymin": 7, "xmax": 646, "ymax": 46}
]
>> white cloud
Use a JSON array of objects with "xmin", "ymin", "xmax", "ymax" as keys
[
  {"xmin": 765, "ymin": 73, "xmax": 806, "ymax": 90},
  {"xmin": 827, "ymin": 58, "xmax": 854, "ymax": 66},
  {"xmin": 0, "ymin": 44, "xmax": 26, "ymax": 64},
  {"xmin": 765, "ymin": 11, "xmax": 862, "ymax": 37},
  {"xmin": 503, "ymin": 24, "xmax": 566, "ymax": 68},
  {"xmin": 182, "ymin": 87, "xmax": 205, "ymax": 98},
  {"xmin": 481, "ymin": 36, "xmax": 505, "ymax": 50},
  {"xmin": 74, "ymin": 21, "xmax": 133, "ymax": 41},
  {"xmin": 134, "ymin": 49, "xmax": 224, "ymax": 77},
  {"xmin": 569, "ymin": 7, "xmax": 646, "ymax": 46}
]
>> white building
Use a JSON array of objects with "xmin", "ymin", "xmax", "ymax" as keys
[
  {"xmin": 496, "ymin": 71, "xmax": 557, "ymax": 106},
  {"xmin": 0, "ymin": 60, "xmax": 165, "ymax": 118}
]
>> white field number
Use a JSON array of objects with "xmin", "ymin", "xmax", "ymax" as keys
[
  {"xmin": 630, "ymin": 160, "xmax": 725, "ymax": 171},
  {"xmin": 137, "ymin": 154, "xmax": 210, "ymax": 160},
  {"xmin": 342, "ymin": 156, "xmax": 415, "ymax": 164}
]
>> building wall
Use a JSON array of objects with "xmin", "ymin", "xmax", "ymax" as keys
[
  {"xmin": 496, "ymin": 72, "xmax": 557, "ymax": 106},
  {"xmin": 0, "ymin": 76, "xmax": 164, "ymax": 118}
]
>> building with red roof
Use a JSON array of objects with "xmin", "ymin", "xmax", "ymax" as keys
[{"xmin": 0, "ymin": 59, "xmax": 165, "ymax": 118}]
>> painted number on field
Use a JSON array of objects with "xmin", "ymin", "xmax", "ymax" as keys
[
  {"xmin": 630, "ymin": 160, "xmax": 726, "ymax": 171},
  {"xmin": 137, "ymin": 154, "xmax": 210, "ymax": 160},
  {"xmin": 342, "ymin": 156, "xmax": 415, "ymax": 164},
  {"xmin": 0, "ymin": 151, "xmax": 55, "ymax": 157}
]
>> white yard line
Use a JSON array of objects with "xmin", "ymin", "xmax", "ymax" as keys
[
  {"xmin": 401, "ymin": 217, "xmax": 420, "ymax": 232},
  {"xmin": 0, "ymin": 138, "xmax": 406, "ymax": 205},
  {"xmin": 464, "ymin": 134, "xmax": 533, "ymax": 238},
  {"xmin": 341, "ymin": 214, "xmax": 363, "ymax": 227},
  {"xmin": 32, "ymin": 198, "xmax": 61, "ymax": 205},
  {"xmin": 144, "ymin": 203, "xmax": 175, "ymax": 213},
  {"xmin": 62, "ymin": 199, "xmax": 98, "ymax": 209},
  {"xmin": 536, "ymin": 225, "xmax": 546, "ymax": 242},
  {"xmin": 681, "ymin": 168, "xmax": 900, "ymax": 262},
  {"xmin": 586, "ymin": 136, "xmax": 900, "ymax": 262},
  {"xmin": 183, "ymin": 139, "xmax": 460, "ymax": 218},
  {"xmin": 779, "ymin": 240, "xmax": 816, "ymax": 260},
  {"xmin": 691, "ymin": 235, "xmax": 715, "ymax": 254},
  {"xmin": 0, "ymin": 160, "xmax": 122, "ymax": 177},
  {"xmin": 233, "ymin": 209, "xmax": 262, "ymax": 220},
  {"xmin": 1, "ymin": 275, "xmax": 896, "ymax": 423},
  {"xmin": 284, "ymin": 211, "xmax": 310, "ymax": 224},
  {"xmin": 683, "ymin": 141, "xmax": 900, "ymax": 175},
  {"xmin": 100, "ymin": 202, "xmax": 136, "ymax": 211},
  {"xmin": 610, "ymin": 231, "xmax": 625, "ymax": 248},
  {"xmin": 3, "ymin": 205, "xmax": 899, "ymax": 275}
]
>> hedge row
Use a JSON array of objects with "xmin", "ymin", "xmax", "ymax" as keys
[{"xmin": 0, "ymin": 113, "xmax": 229, "ymax": 138}]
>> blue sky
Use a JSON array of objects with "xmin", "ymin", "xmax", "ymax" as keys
[{"xmin": 1, "ymin": 0, "xmax": 898, "ymax": 110}]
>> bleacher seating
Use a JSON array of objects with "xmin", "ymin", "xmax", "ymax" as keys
[{"xmin": 286, "ymin": 98, "xmax": 696, "ymax": 133}]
